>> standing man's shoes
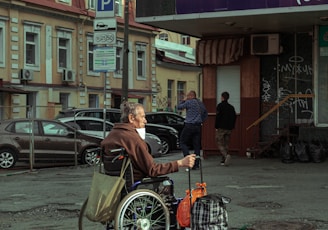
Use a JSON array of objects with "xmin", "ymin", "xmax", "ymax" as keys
[
  {"xmin": 224, "ymin": 154, "xmax": 231, "ymax": 166},
  {"xmin": 220, "ymin": 157, "xmax": 225, "ymax": 166}
]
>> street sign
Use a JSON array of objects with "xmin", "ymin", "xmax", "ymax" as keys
[
  {"xmin": 94, "ymin": 18, "xmax": 117, "ymax": 30},
  {"xmin": 93, "ymin": 18, "xmax": 117, "ymax": 45},
  {"xmin": 96, "ymin": 0, "xmax": 114, "ymax": 18},
  {"xmin": 93, "ymin": 46, "xmax": 116, "ymax": 72},
  {"xmin": 94, "ymin": 30, "xmax": 116, "ymax": 45}
]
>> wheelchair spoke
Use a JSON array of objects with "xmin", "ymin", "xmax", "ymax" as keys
[{"xmin": 115, "ymin": 189, "xmax": 170, "ymax": 230}]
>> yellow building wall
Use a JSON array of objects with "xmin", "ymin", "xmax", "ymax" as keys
[{"xmin": 155, "ymin": 65, "xmax": 201, "ymax": 113}]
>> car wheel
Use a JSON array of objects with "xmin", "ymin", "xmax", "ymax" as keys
[
  {"xmin": 82, "ymin": 148, "xmax": 100, "ymax": 166},
  {"xmin": 0, "ymin": 149, "xmax": 17, "ymax": 169},
  {"xmin": 160, "ymin": 137, "xmax": 170, "ymax": 155}
]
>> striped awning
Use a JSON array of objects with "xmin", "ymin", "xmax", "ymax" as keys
[{"xmin": 196, "ymin": 38, "xmax": 244, "ymax": 65}]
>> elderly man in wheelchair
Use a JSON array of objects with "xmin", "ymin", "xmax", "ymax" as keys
[{"xmin": 78, "ymin": 101, "xmax": 195, "ymax": 230}]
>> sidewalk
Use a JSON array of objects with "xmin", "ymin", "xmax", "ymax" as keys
[{"xmin": 1, "ymin": 153, "xmax": 327, "ymax": 229}]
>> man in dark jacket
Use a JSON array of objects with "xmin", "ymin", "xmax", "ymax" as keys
[
  {"xmin": 215, "ymin": 92, "xmax": 236, "ymax": 166},
  {"xmin": 101, "ymin": 101, "xmax": 195, "ymax": 181}
]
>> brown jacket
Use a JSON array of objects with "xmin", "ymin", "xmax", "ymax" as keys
[{"xmin": 101, "ymin": 123, "xmax": 179, "ymax": 181}]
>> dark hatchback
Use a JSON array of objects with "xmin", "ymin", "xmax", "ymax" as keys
[
  {"xmin": 145, "ymin": 112, "xmax": 185, "ymax": 136},
  {"xmin": 0, "ymin": 118, "xmax": 102, "ymax": 169}
]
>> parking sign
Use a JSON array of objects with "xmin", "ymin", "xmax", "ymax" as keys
[{"xmin": 96, "ymin": 0, "xmax": 114, "ymax": 18}]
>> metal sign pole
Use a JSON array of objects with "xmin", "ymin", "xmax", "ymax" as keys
[
  {"xmin": 122, "ymin": 0, "xmax": 129, "ymax": 102},
  {"xmin": 103, "ymin": 72, "xmax": 107, "ymax": 139}
]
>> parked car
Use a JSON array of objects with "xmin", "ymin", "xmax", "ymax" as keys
[
  {"xmin": 0, "ymin": 118, "xmax": 102, "ymax": 169},
  {"xmin": 55, "ymin": 108, "xmax": 180, "ymax": 154},
  {"xmin": 145, "ymin": 123, "xmax": 179, "ymax": 154},
  {"xmin": 145, "ymin": 112, "xmax": 185, "ymax": 136},
  {"xmin": 57, "ymin": 117, "xmax": 163, "ymax": 157},
  {"xmin": 55, "ymin": 108, "xmax": 121, "ymax": 123}
]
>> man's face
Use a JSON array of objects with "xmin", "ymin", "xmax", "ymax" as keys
[{"xmin": 131, "ymin": 106, "xmax": 147, "ymax": 128}]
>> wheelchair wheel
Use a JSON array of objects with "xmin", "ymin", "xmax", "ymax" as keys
[
  {"xmin": 115, "ymin": 189, "xmax": 170, "ymax": 230},
  {"xmin": 78, "ymin": 198, "xmax": 114, "ymax": 230}
]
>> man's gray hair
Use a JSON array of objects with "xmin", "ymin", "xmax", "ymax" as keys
[{"xmin": 120, "ymin": 101, "xmax": 143, "ymax": 122}]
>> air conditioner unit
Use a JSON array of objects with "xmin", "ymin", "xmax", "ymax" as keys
[
  {"xmin": 62, "ymin": 69, "xmax": 75, "ymax": 82},
  {"xmin": 21, "ymin": 69, "xmax": 33, "ymax": 81},
  {"xmin": 251, "ymin": 34, "xmax": 280, "ymax": 55}
]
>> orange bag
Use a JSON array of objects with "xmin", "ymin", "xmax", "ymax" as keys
[{"xmin": 176, "ymin": 182, "xmax": 207, "ymax": 227}]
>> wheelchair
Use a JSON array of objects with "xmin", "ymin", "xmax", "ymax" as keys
[{"xmin": 78, "ymin": 147, "xmax": 181, "ymax": 230}]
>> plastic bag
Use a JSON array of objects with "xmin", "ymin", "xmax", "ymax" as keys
[
  {"xmin": 176, "ymin": 182, "xmax": 207, "ymax": 227},
  {"xmin": 294, "ymin": 141, "xmax": 310, "ymax": 162}
]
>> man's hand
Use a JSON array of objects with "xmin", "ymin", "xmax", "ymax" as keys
[{"xmin": 177, "ymin": 154, "xmax": 196, "ymax": 168}]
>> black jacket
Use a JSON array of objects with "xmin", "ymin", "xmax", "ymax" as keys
[{"xmin": 215, "ymin": 100, "xmax": 236, "ymax": 130}]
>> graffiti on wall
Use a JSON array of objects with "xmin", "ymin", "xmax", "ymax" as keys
[
  {"xmin": 297, "ymin": 0, "xmax": 313, "ymax": 6},
  {"xmin": 261, "ymin": 55, "xmax": 313, "ymax": 120}
]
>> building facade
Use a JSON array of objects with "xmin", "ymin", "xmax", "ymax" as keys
[
  {"xmin": 135, "ymin": 0, "xmax": 328, "ymax": 157},
  {"xmin": 0, "ymin": 0, "xmax": 201, "ymax": 120},
  {"xmin": 154, "ymin": 31, "xmax": 201, "ymax": 114}
]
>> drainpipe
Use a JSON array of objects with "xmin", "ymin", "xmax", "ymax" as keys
[{"xmin": 198, "ymin": 72, "xmax": 202, "ymax": 98}]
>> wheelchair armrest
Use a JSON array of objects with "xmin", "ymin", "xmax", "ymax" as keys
[{"xmin": 141, "ymin": 176, "xmax": 170, "ymax": 184}]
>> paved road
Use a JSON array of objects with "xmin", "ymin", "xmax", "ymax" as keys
[{"xmin": 1, "ymin": 152, "xmax": 327, "ymax": 229}]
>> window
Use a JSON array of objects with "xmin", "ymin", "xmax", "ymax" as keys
[
  {"xmin": 87, "ymin": 36, "xmax": 99, "ymax": 76},
  {"xmin": 14, "ymin": 121, "xmax": 39, "ymax": 134},
  {"xmin": 58, "ymin": 0, "xmax": 71, "ymax": 3},
  {"xmin": 60, "ymin": 93, "xmax": 70, "ymax": 110},
  {"xmin": 88, "ymin": 0, "xmax": 95, "ymax": 9},
  {"xmin": 89, "ymin": 94, "xmax": 99, "ymax": 107},
  {"xmin": 88, "ymin": 38, "xmax": 94, "ymax": 72},
  {"xmin": 0, "ymin": 20, "xmax": 5, "ymax": 67},
  {"xmin": 42, "ymin": 121, "xmax": 69, "ymax": 136},
  {"xmin": 115, "ymin": 0, "xmax": 123, "ymax": 17},
  {"xmin": 136, "ymin": 43, "xmax": 147, "ymax": 80},
  {"xmin": 167, "ymin": 80, "xmax": 174, "ymax": 109},
  {"xmin": 159, "ymin": 33, "xmax": 168, "ymax": 41},
  {"xmin": 177, "ymin": 81, "xmax": 186, "ymax": 104},
  {"xmin": 181, "ymin": 35, "xmax": 191, "ymax": 45},
  {"xmin": 24, "ymin": 23, "xmax": 41, "ymax": 68},
  {"xmin": 57, "ymin": 29, "xmax": 72, "ymax": 70},
  {"xmin": 114, "ymin": 40, "xmax": 123, "ymax": 77},
  {"xmin": 217, "ymin": 66, "xmax": 241, "ymax": 113}
]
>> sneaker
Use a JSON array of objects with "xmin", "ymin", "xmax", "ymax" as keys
[
  {"xmin": 224, "ymin": 154, "xmax": 231, "ymax": 166},
  {"xmin": 220, "ymin": 158, "xmax": 225, "ymax": 166}
]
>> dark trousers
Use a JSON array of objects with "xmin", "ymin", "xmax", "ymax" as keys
[{"xmin": 180, "ymin": 123, "xmax": 201, "ymax": 167}]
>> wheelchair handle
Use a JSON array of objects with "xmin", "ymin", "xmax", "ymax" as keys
[{"xmin": 111, "ymin": 147, "xmax": 126, "ymax": 163}]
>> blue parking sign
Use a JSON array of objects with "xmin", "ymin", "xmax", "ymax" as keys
[{"xmin": 96, "ymin": 0, "xmax": 114, "ymax": 18}]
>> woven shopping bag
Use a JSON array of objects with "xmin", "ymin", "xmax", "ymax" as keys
[
  {"xmin": 191, "ymin": 193, "xmax": 231, "ymax": 230},
  {"xmin": 85, "ymin": 158, "xmax": 130, "ymax": 222}
]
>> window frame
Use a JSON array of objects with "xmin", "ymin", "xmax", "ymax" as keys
[
  {"xmin": 114, "ymin": 39, "xmax": 124, "ymax": 78},
  {"xmin": 57, "ymin": 29, "xmax": 73, "ymax": 71},
  {"xmin": 136, "ymin": 43, "xmax": 147, "ymax": 80},
  {"xmin": 23, "ymin": 22, "xmax": 41, "ymax": 70},
  {"xmin": 87, "ymin": 36, "xmax": 100, "ymax": 76},
  {"xmin": 167, "ymin": 79, "xmax": 174, "ymax": 109},
  {"xmin": 88, "ymin": 0, "xmax": 96, "ymax": 9},
  {"xmin": 177, "ymin": 81, "xmax": 186, "ymax": 104},
  {"xmin": 159, "ymin": 33, "xmax": 169, "ymax": 41},
  {"xmin": 115, "ymin": 0, "xmax": 123, "ymax": 17},
  {"xmin": 89, "ymin": 94, "xmax": 99, "ymax": 107},
  {"xmin": 181, "ymin": 35, "xmax": 191, "ymax": 45},
  {"xmin": 0, "ymin": 20, "xmax": 5, "ymax": 68}
]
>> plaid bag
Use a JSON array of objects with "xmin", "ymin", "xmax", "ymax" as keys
[{"xmin": 191, "ymin": 193, "xmax": 231, "ymax": 230}]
